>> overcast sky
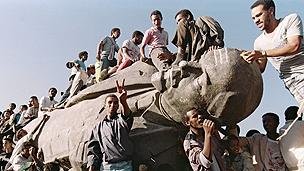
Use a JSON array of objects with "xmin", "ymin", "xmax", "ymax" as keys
[{"xmin": 0, "ymin": 0, "xmax": 303, "ymax": 135}]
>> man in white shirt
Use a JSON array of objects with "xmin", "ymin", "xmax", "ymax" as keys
[
  {"xmin": 38, "ymin": 87, "xmax": 57, "ymax": 117},
  {"xmin": 241, "ymin": 0, "xmax": 304, "ymax": 114},
  {"xmin": 117, "ymin": 31, "xmax": 144, "ymax": 71}
]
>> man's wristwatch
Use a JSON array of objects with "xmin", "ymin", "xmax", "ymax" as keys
[{"xmin": 261, "ymin": 50, "xmax": 267, "ymax": 58}]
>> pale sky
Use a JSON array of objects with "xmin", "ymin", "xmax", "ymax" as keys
[{"xmin": 0, "ymin": 0, "xmax": 303, "ymax": 135}]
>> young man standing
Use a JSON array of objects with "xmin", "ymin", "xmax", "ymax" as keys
[
  {"xmin": 95, "ymin": 28, "xmax": 121, "ymax": 82},
  {"xmin": 241, "ymin": 0, "xmax": 304, "ymax": 114},
  {"xmin": 87, "ymin": 79, "xmax": 133, "ymax": 171},
  {"xmin": 183, "ymin": 108, "xmax": 225, "ymax": 171}
]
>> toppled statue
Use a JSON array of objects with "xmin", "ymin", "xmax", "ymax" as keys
[{"xmin": 24, "ymin": 48, "xmax": 263, "ymax": 170}]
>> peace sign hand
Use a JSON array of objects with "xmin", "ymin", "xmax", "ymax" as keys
[{"xmin": 116, "ymin": 79, "xmax": 127, "ymax": 103}]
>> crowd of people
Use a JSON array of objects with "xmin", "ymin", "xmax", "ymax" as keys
[{"xmin": 0, "ymin": 0, "xmax": 304, "ymax": 170}]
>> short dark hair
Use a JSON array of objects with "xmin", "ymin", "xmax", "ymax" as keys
[
  {"xmin": 20, "ymin": 105, "xmax": 28, "ymax": 110},
  {"xmin": 3, "ymin": 110, "xmax": 12, "ymax": 115},
  {"xmin": 111, "ymin": 28, "xmax": 120, "ymax": 35},
  {"xmin": 30, "ymin": 96, "xmax": 38, "ymax": 102},
  {"xmin": 284, "ymin": 106, "xmax": 299, "ymax": 121},
  {"xmin": 78, "ymin": 51, "xmax": 88, "ymax": 58},
  {"xmin": 251, "ymin": 0, "xmax": 276, "ymax": 15},
  {"xmin": 104, "ymin": 94, "xmax": 118, "ymax": 105},
  {"xmin": 150, "ymin": 10, "xmax": 163, "ymax": 20},
  {"xmin": 49, "ymin": 87, "xmax": 57, "ymax": 93},
  {"xmin": 262, "ymin": 112, "xmax": 279, "ymax": 125},
  {"xmin": 21, "ymin": 104, "xmax": 28, "ymax": 110},
  {"xmin": 87, "ymin": 64, "xmax": 95, "ymax": 70},
  {"xmin": 16, "ymin": 129, "xmax": 27, "ymax": 140},
  {"xmin": 132, "ymin": 30, "xmax": 144, "ymax": 39},
  {"xmin": 9, "ymin": 103, "xmax": 16, "ymax": 109},
  {"xmin": 175, "ymin": 9, "xmax": 194, "ymax": 21},
  {"xmin": 182, "ymin": 107, "xmax": 209, "ymax": 126},
  {"xmin": 245, "ymin": 129, "xmax": 260, "ymax": 137}
]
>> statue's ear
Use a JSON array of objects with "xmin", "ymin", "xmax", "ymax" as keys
[
  {"xmin": 151, "ymin": 71, "xmax": 167, "ymax": 93},
  {"xmin": 194, "ymin": 67, "xmax": 210, "ymax": 94},
  {"xmin": 202, "ymin": 67, "xmax": 211, "ymax": 85},
  {"xmin": 185, "ymin": 120, "xmax": 190, "ymax": 127}
]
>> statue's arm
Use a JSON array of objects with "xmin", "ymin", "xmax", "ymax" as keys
[{"xmin": 32, "ymin": 115, "xmax": 49, "ymax": 135}]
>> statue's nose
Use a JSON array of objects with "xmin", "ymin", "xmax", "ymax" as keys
[{"xmin": 198, "ymin": 114, "xmax": 204, "ymax": 120}]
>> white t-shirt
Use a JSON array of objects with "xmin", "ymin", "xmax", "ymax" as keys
[
  {"xmin": 121, "ymin": 39, "xmax": 141, "ymax": 62},
  {"xmin": 265, "ymin": 138, "xmax": 287, "ymax": 171},
  {"xmin": 254, "ymin": 13, "xmax": 304, "ymax": 80},
  {"xmin": 38, "ymin": 96, "xmax": 57, "ymax": 117}
]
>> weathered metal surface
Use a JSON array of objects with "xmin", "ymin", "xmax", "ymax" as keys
[{"xmin": 25, "ymin": 48, "xmax": 263, "ymax": 170}]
